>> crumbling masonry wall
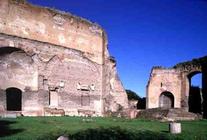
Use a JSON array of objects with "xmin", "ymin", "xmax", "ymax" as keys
[
  {"xmin": 0, "ymin": 0, "xmax": 128, "ymax": 116},
  {"xmin": 146, "ymin": 68, "xmax": 182, "ymax": 108},
  {"xmin": 146, "ymin": 56, "xmax": 207, "ymax": 118}
]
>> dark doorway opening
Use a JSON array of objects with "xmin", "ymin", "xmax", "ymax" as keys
[
  {"xmin": 159, "ymin": 91, "xmax": 174, "ymax": 109},
  {"xmin": 6, "ymin": 88, "xmax": 22, "ymax": 111},
  {"xmin": 188, "ymin": 72, "xmax": 202, "ymax": 114},
  {"xmin": 189, "ymin": 86, "xmax": 202, "ymax": 114}
]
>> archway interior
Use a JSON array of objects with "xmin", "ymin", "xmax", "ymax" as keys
[
  {"xmin": 159, "ymin": 91, "xmax": 174, "ymax": 109},
  {"xmin": 6, "ymin": 87, "xmax": 22, "ymax": 111},
  {"xmin": 188, "ymin": 72, "xmax": 202, "ymax": 114}
]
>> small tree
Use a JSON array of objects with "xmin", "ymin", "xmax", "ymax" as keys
[
  {"xmin": 126, "ymin": 89, "xmax": 141, "ymax": 101},
  {"xmin": 126, "ymin": 89, "xmax": 146, "ymax": 109}
]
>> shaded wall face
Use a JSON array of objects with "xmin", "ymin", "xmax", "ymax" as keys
[
  {"xmin": 184, "ymin": 66, "xmax": 206, "ymax": 118},
  {"xmin": 147, "ymin": 69, "xmax": 182, "ymax": 109},
  {"xmin": 202, "ymin": 66, "xmax": 207, "ymax": 118},
  {"xmin": 188, "ymin": 86, "xmax": 202, "ymax": 114}
]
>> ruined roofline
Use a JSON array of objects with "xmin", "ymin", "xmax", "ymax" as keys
[
  {"xmin": 152, "ymin": 55, "xmax": 207, "ymax": 70},
  {"xmin": 13, "ymin": 0, "xmax": 104, "ymax": 31},
  {"xmin": 42, "ymin": 2, "xmax": 110, "ymax": 49},
  {"xmin": 148, "ymin": 66, "xmax": 178, "ymax": 83},
  {"xmin": 44, "ymin": 7, "xmax": 103, "ymax": 30},
  {"xmin": 173, "ymin": 55, "xmax": 207, "ymax": 69},
  {"xmin": 152, "ymin": 66, "xmax": 174, "ymax": 70}
]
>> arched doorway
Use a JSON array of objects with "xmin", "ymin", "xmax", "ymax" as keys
[
  {"xmin": 159, "ymin": 91, "xmax": 174, "ymax": 109},
  {"xmin": 188, "ymin": 72, "xmax": 202, "ymax": 114},
  {"xmin": 6, "ymin": 87, "xmax": 22, "ymax": 111}
]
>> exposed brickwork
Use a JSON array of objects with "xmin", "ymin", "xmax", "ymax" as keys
[
  {"xmin": 146, "ymin": 56, "xmax": 207, "ymax": 118},
  {"xmin": 0, "ymin": 0, "xmax": 128, "ymax": 117}
]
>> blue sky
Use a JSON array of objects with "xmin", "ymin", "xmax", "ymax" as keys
[{"xmin": 28, "ymin": 0, "xmax": 207, "ymax": 97}]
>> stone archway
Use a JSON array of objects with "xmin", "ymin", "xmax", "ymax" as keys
[
  {"xmin": 6, "ymin": 87, "xmax": 22, "ymax": 111},
  {"xmin": 174, "ymin": 57, "xmax": 206, "ymax": 118},
  {"xmin": 187, "ymin": 71, "xmax": 202, "ymax": 114},
  {"xmin": 147, "ymin": 56, "xmax": 207, "ymax": 118},
  {"xmin": 159, "ymin": 91, "xmax": 174, "ymax": 109}
]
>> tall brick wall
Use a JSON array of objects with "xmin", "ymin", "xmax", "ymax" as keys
[{"xmin": 0, "ymin": 0, "xmax": 129, "ymax": 117}]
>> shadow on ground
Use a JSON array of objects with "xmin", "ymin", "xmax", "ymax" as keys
[
  {"xmin": 39, "ymin": 127, "xmax": 182, "ymax": 140},
  {"xmin": 0, "ymin": 120, "xmax": 24, "ymax": 137},
  {"xmin": 70, "ymin": 127, "xmax": 173, "ymax": 140}
]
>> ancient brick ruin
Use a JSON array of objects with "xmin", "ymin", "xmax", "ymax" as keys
[
  {"xmin": 146, "ymin": 56, "xmax": 207, "ymax": 118},
  {"xmin": 0, "ymin": 0, "xmax": 128, "ymax": 117}
]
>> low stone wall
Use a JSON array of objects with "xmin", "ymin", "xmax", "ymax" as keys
[{"xmin": 137, "ymin": 108, "xmax": 201, "ymax": 121}]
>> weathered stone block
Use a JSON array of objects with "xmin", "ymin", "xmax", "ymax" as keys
[{"xmin": 169, "ymin": 122, "xmax": 181, "ymax": 134}]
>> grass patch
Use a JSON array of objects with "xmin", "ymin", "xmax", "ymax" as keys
[{"xmin": 0, "ymin": 117, "xmax": 207, "ymax": 140}]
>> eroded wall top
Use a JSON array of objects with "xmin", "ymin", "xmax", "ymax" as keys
[{"xmin": 0, "ymin": 0, "xmax": 106, "ymax": 64}]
